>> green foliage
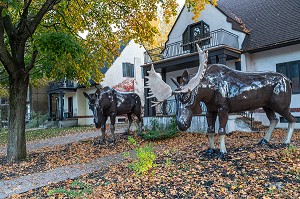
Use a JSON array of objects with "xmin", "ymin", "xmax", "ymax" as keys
[
  {"xmin": 47, "ymin": 180, "xmax": 93, "ymax": 198},
  {"xmin": 140, "ymin": 117, "xmax": 178, "ymax": 140},
  {"xmin": 26, "ymin": 111, "xmax": 48, "ymax": 129},
  {"xmin": 127, "ymin": 136, "xmax": 157, "ymax": 175}
]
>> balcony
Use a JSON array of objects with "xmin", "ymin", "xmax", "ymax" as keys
[
  {"xmin": 48, "ymin": 80, "xmax": 77, "ymax": 92},
  {"xmin": 144, "ymin": 29, "xmax": 239, "ymax": 64}
]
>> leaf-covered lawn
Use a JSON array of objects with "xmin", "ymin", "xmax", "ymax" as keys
[
  {"xmin": 0, "ymin": 126, "xmax": 96, "ymax": 146},
  {"xmin": 3, "ymin": 129, "xmax": 300, "ymax": 198}
]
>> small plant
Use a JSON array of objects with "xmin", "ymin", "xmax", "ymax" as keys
[
  {"xmin": 165, "ymin": 158, "xmax": 172, "ymax": 167},
  {"xmin": 47, "ymin": 180, "xmax": 93, "ymax": 198},
  {"xmin": 26, "ymin": 111, "xmax": 48, "ymax": 128},
  {"xmin": 127, "ymin": 136, "xmax": 157, "ymax": 175},
  {"xmin": 140, "ymin": 117, "xmax": 178, "ymax": 140}
]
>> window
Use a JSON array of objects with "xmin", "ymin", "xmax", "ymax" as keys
[
  {"xmin": 122, "ymin": 62, "xmax": 134, "ymax": 77},
  {"xmin": 276, "ymin": 60, "xmax": 300, "ymax": 94},
  {"xmin": 182, "ymin": 21, "xmax": 210, "ymax": 52}
]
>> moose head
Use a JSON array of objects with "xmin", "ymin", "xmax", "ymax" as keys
[{"xmin": 145, "ymin": 44, "xmax": 208, "ymax": 131}]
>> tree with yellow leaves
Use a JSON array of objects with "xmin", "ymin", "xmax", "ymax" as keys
[{"xmin": 0, "ymin": 0, "xmax": 215, "ymax": 163}]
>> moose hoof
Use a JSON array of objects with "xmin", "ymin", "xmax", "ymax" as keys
[
  {"xmin": 206, "ymin": 148, "xmax": 218, "ymax": 155},
  {"xmin": 258, "ymin": 138, "xmax": 269, "ymax": 145},
  {"xmin": 97, "ymin": 139, "xmax": 106, "ymax": 145},
  {"xmin": 108, "ymin": 139, "xmax": 116, "ymax": 145},
  {"xmin": 281, "ymin": 143, "xmax": 290, "ymax": 148},
  {"xmin": 217, "ymin": 152, "xmax": 227, "ymax": 160}
]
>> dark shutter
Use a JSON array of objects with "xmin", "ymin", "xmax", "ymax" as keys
[
  {"xmin": 122, "ymin": 62, "xmax": 126, "ymax": 77},
  {"xmin": 130, "ymin": 63, "xmax": 134, "ymax": 77}
]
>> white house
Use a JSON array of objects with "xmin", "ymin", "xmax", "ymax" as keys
[
  {"xmin": 47, "ymin": 40, "xmax": 145, "ymax": 127},
  {"xmin": 141, "ymin": 0, "xmax": 300, "ymax": 131}
]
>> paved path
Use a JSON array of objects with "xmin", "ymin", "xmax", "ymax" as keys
[
  {"xmin": 0, "ymin": 150, "xmax": 134, "ymax": 198},
  {"xmin": 0, "ymin": 126, "xmax": 133, "ymax": 198}
]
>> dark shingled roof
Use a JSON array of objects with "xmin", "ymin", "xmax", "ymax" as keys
[{"xmin": 217, "ymin": 0, "xmax": 300, "ymax": 52}]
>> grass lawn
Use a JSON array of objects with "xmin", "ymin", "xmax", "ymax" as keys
[{"xmin": 0, "ymin": 126, "xmax": 95, "ymax": 146}]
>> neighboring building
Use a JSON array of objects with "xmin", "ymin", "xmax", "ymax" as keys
[
  {"xmin": 47, "ymin": 40, "xmax": 145, "ymax": 127},
  {"xmin": 141, "ymin": 0, "xmax": 300, "ymax": 131},
  {"xmin": 0, "ymin": 86, "xmax": 48, "ymax": 128}
]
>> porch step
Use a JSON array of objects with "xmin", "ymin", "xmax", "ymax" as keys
[{"xmin": 238, "ymin": 116, "xmax": 267, "ymax": 132}]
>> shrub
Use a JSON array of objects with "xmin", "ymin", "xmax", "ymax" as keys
[
  {"xmin": 140, "ymin": 117, "xmax": 178, "ymax": 140},
  {"xmin": 26, "ymin": 111, "xmax": 48, "ymax": 129},
  {"xmin": 127, "ymin": 136, "xmax": 157, "ymax": 175}
]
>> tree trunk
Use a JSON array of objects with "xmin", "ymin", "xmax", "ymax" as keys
[{"xmin": 6, "ymin": 73, "xmax": 29, "ymax": 163}]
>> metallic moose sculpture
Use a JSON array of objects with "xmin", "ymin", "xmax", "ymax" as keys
[
  {"xmin": 146, "ymin": 44, "xmax": 295, "ymax": 158},
  {"xmin": 84, "ymin": 86, "xmax": 142, "ymax": 144}
]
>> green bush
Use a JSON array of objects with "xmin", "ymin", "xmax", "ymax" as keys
[
  {"xmin": 140, "ymin": 117, "xmax": 178, "ymax": 140},
  {"xmin": 26, "ymin": 111, "xmax": 48, "ymax": 129},
  {"xmin": 127, "ymin": 136, "xmax": 157, "ymax": 175}
]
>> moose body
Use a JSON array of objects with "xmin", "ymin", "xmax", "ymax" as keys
[
  {"xmin": 84, "ymin": 86, "xmax": 142, "ymax": 144},
  {"xmin": 146, "ymin": 44, "xmax": 295, "ymax": 158}
]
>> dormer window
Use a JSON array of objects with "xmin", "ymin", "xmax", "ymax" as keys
[{"xmin": 182, "ymin": 21, "xmax": 210, "ymax": 52}]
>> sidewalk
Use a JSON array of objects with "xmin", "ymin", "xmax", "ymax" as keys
[
  {"xmin": 0, "ymin": 150, "xmax": 134, "ymax": 198},
  {"xmin": 0, "ymin": 126, "xmax": 132, "ymax": 198}
]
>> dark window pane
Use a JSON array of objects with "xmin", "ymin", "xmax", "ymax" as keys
[
  {"xmin": 276, "ymin": 61, "xmax": 300, "ymax": 94},
  {"xmin": 290, "ymin": 63, "xmax": 300, "ymax": 93},
  {"xmin": 122, "ymin": 62, "xmax": 134, "ymax": 77},
  {"xmin": 122, "ymin": 63, "xmax": 126, "ymax": 77}
]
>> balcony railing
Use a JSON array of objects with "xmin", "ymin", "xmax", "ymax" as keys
[
  {"xmin": 48, "ymin": 80, "xmax": 77, "ymax": 91},
  {"xmin": 144, "ymin": 28, "xmax": 239, "ymax": 64}
]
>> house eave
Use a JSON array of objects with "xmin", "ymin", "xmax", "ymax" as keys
[{"xmin": 245, "ymin": 39, "xmax": 300, "ymax": 54}]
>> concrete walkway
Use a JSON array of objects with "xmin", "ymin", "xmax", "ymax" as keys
[
  {"xmin": 0, "ymin": 150, "xmax": 134, "ymax": 198},
  {"xmin": 0, "ymin": 126, "xmax": 133, "ymax": 198}
]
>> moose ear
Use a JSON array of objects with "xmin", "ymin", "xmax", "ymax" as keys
[
  {"xmin": 95, "ymin": 88, "xmax": 101, "ymax": 97},
  {"xmin": 182, "ymin": 69, "xmax": 190, "ymax": 85},
  {"xmin": 170, "ymin": 76, "xmax": 180, "ymax": 88},
  {"xmin": 83, "ymin": 92, "xmax": 91, "ymax": 100}
]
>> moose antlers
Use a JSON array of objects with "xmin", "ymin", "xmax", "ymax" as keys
[{"xmin": 145, "ymin": 44, "xmax": 208, "ymax": 107}]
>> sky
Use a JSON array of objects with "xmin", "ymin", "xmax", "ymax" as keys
[{"xmin": 177, "ymin": 0, "xmax": 185, "ymax": 8}]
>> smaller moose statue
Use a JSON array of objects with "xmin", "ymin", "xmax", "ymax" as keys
[
  {"xmin": 84, "ymin": 86, "xmax": 142, "ymax": 144},
  {"xmin": 145, "ymin": 44, "xmax": 295, "ymax": 158}
]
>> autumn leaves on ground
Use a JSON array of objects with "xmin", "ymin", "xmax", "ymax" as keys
[{"xmin": 1, "ymin": 129, "xmax": 300, "ymax": 198}]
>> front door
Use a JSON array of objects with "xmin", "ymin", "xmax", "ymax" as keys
[{"xmin": 68, "ymin": 97, "xmax": 73, "ymax": 118}]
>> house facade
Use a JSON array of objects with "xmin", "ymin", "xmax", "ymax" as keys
[
  {"xmin": 141, "ymin": 0, "xmax": 300, "ymax": 131},
  {"xmin": 48, "ymin": 40, "xmax": 145, "ymax": 127}
]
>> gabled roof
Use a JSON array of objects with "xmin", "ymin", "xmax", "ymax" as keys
[{"xmin": 217, "ymin": 0, "xmax": 300, "ymax": 52}]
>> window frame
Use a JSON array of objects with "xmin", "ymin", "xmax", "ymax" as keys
[
  {"xmin": 276, "ymin": 60, "xmax": 300, "ymax": 94},
  {"xmin": 122, "ymin": 62, "xmax": 134, "ymax": 78}
]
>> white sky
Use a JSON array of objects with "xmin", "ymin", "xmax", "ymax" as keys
[{"xmin": 177, "ymin": 0, "xmax": 185, "ymax": 8}]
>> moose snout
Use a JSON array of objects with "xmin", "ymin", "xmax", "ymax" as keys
[{"xmin": 176, "ymin": 115, "xmax": 192, "ymax": 131}]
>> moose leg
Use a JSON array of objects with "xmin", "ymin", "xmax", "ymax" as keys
[
  {"xmin": 218, "ymin": 108, "xmax": 228, "ymax": 158},
  {"xmin": 134, "ymin": 111, "xmax": 143, "ymax": 135},
  {"xmin": 280, "ymin": 109, "xmax": 296, "ymax": 146},
  {"xmin": 206, "ymin": 112, "xmax": 217, "ymax": 154},
  {"xmin": 125, "ymin": 113, "xmax": 132, "ymax": 135},
  {"xmin": 109, "ymin": 115, "xmax": 116, "ymax": 143},
  {"xmin": 99, "ymin": 116, "xmax": 108, "ymax": 145},
  {"xmin": 259, "ymin": 107, "xmax": 278, "ymax": 145}
]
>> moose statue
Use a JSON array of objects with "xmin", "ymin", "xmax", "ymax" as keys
[
  {"xmin": 84, "ymin": 86, "xmax": 142, "ymax": 144},
  {"xmin": 145, "ymin": 44, "xmax": 295, "ymax": 158}
]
